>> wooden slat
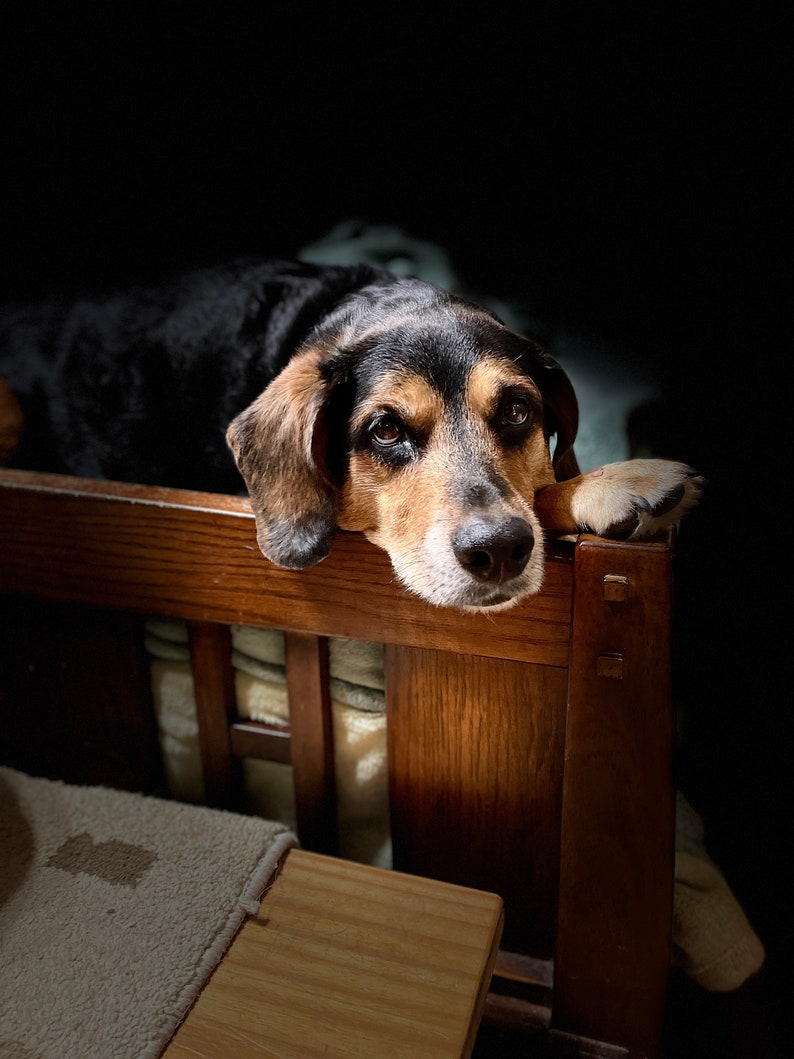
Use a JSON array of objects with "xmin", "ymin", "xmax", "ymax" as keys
[
  {"xmin": 494, "ymin": 949, "xmax": 554, "ymax": 988},
  {"xmin": 553, "ymin": 534, "xmax": 675, "ymax": 1059},
  {"xmin": 187, "ymin": 620, "xmax": 242, "ymax": 808},
  {"xmin": 163, "ymin": 849, "xmax": 504, "ymax": 1059},
  {"xmin": 284, "ymin": 632, "xmax": 338, "ymax": 854},
  {"xmin": 0, "ymin": 469, "xmax": 574, "ymax": 665},
  {"xmin": 229, "ymin": 720, "xmax": 291, "ymax": 763},
  {"xmin": 386, "ymin": 646, "xmax": 568, "ymax": 957}
]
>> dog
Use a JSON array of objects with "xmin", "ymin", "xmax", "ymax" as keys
[{"xmin": 0, "ymin": 257, "xmax": 702, "ymax": 611}]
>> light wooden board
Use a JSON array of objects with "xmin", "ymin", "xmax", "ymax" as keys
[{"xmin": 163, "ymin": 849, "xmax": 504, "ymax": 1058}]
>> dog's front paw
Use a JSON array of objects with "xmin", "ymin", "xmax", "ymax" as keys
[{"xmin": 570, "ymin": 460, "xmax": 704, "ymax": 540}]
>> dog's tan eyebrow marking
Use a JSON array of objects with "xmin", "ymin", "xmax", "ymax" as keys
[
  {"xmin": 352, "ymin": 369, "xmax": 444, "ymax": 430},
  {"xmin": 466, "ymin": 357, "xmax": 542, "ymax": 417}
]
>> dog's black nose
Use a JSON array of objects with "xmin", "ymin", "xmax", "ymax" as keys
[{"xmin": 452, "ymin": 516, "xmax": 534, "ymax": 583}]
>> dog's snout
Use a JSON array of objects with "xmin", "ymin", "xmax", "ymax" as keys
[{"xmin": 452, "ymin": 516, "xmax": 535, "ymax": 583}]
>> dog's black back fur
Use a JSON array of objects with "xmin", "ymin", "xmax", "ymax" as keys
[{"xmin": 0, "ymin": 258, "xmax": 395, "ymax": 492}]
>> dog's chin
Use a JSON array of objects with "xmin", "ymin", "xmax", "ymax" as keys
[
  {"xmin": 413, "ymin": 580, "xmax": 538, "ymax": 613},
  {"xmin": 458, "ymin": 592, "xmax": 527, "ymax": 614},
  {"xmin": 389, "ymin": 554, "xmax": 545, "ymax": 613}
]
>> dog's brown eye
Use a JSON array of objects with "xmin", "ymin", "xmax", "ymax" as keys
[
  {"xmin": 369, "ymin": 414, "xmax": 405, "ymax": 447},
  {"xmin": 500, "ymin": 395, "xmax": 531, "ymax": 427}
]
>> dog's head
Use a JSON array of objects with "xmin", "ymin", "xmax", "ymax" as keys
[{"xmin": 226, "ymin": 277, "xmax": 579, "ymax": 611}]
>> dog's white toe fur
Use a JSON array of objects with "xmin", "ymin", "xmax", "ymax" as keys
[{"xmin": 570, "ymin": 459, "xmax": 704, "ymax": 539}]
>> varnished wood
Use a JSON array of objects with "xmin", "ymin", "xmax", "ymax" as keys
[
  {"xmin": 0, "ymin": 468, "xmax": 574, "ymax": 665},
  {"xmin": 386, "ymin": 645, "xmax": 568, "ymax": 957},
  {"xmin": 0, "ymin": 468, "xmax": 678, "ymax": 1057},
  {"xmin": 553, "ymin": 535, "xmax": 675, "ymax": 1058},
  {"xmin": 229, "ymin": 720, "xmax": 291, "ymax": 763},
  {"xmin": 284, "ymin": 632, "xmax": 339, "ymax": 854},
  {"xmin": 163, "ymin": 849, "xmax": 504, "ymax": 1059},
  {"xmin": 188, "ymin": 621, "xmax": 242, "ymax": 808}
]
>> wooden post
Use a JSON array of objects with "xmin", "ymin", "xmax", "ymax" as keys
[{"xmin": 553, "ymin": 535, "xmax": 676, "ymax": 1058}]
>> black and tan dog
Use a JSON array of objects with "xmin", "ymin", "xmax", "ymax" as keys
[{"xmin": 0, "ymin": 258, "xmax": 702, "ymax": 611}]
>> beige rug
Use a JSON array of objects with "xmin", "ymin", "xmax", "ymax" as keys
[{"xmin": 0, "ymin": 766, "xmax": 297, "ymax": 1059}]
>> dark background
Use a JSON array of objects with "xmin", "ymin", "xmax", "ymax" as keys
[{"xmin": 3, "ymin": 6, "xmax": 789, "ymax": 1050}]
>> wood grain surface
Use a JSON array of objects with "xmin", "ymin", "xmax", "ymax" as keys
[
  {"xmin": 163, "ymin": 848, "xmax": 504, "ymax": 1058},
  {"xmin": 0, "ymin": 468, "xmax": 574, "ymax": 665}
]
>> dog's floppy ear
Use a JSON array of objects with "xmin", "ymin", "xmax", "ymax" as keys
[
  {"xmin": 521, "ymin": 346, "xmax": 581, "ymax": 480},
  {"xmin": 226, "ymin": 346, "xmax": 344, "ymax": 569}
]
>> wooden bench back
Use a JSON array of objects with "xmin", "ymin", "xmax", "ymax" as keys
[{"xmin": 0, "ymin": 468, "xmax": 675, "ymax": 1057}]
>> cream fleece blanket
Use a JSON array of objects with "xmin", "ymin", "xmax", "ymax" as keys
[
  {"xmin": 0, "ymin": 766, "xmax": 297, "ymax": 1059},
  {"xmin": 145, "ymin": 619, "xmax": 765, "ymax": 992}
]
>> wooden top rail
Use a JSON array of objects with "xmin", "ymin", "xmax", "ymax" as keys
[{"xmin": 0, "ymin": 469, "xmax": 574, "ymax": 665}]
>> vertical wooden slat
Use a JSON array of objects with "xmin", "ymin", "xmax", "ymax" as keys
[
  {"xmin": 553, "ymin": 536, "xmax": 675, "ymax": 1058},
  {"xmin": 284, "ymin": 631, "xmax": 339, "ymax": 854},
  {"xmin": 386, "ymin": 645, "xmax": 568, "ymax": 956},
  {"xmin": 187, "ymin": 620, "xmax": 242, "ymax": 808}
]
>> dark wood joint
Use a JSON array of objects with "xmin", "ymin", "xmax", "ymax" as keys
[{"xmin": 602, "ymin": 573, "xmax": 630, "ymax": 602}]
